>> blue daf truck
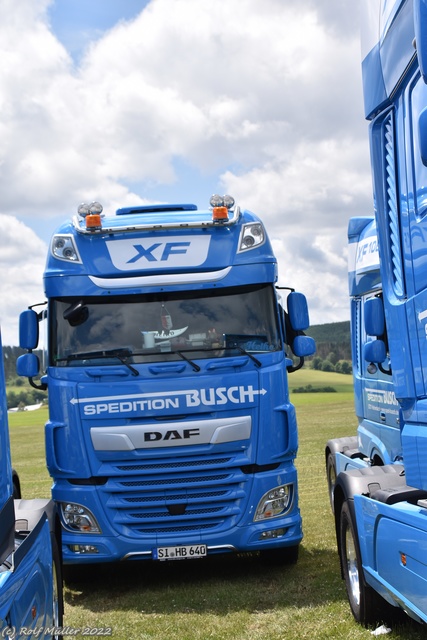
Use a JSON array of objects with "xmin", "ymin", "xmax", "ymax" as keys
[
  {"xmin": 17, "ymin": 195, "xmax": 315, "ymax": 568},
  {"xmin": 0, "ymin": 328, "xmax": 63, "ymax": 638},
  {"xmin": 326, "ymin": 0, "xmax": 427, "ymax": 627}
]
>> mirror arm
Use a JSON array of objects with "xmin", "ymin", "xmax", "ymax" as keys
[
  {"xmin": 29, "ymin": 377, "xmax": 48, "ymax": 391},
  {"xmin": 378, "ymin": 362, "xmax": 392, "ymax": 376},
  {"xmin": 287, "ymin": 356, "xmax": 304, "ymax": 374}
]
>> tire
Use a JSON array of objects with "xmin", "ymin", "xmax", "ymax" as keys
[
  {"xmin": 12, "ymin": 470, "xmax": 21, "ymax": 499},
  {"xmin": 50, "ymin": 533, "xmax": 64, "ymax": 639},
  {"xmin": 339, "ymin": 500, "xmax": 393, "ymax": 627},
  {"xmin": 326, "ymin": 452, "xmax": 336, "ymax": 514}
]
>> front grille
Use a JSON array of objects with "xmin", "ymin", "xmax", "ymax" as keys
[
  {"xmin": 120, "ymin": 474, "xmax": 229, "ymax": 486},
  {"xmin": 125, "ymin": 490, "xmax": 227, "ymax": 503},
  {"xmin": 100, "ymin": 451, "xmax": 250, "ymax": 538},
  {"xmin": 116, "ymin": 457, "xmax": 231, "ymax": 471},
  {"xmin": 130, "ymin": 507, "xmax": 222, "ymax": 519}
]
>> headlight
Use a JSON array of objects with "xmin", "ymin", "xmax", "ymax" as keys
[
  {"xmin": 61, "ymin": 502, "xmax": 101, "ymax": 533},
  {"xmin": 254, "ymin": 484, "xmax": 292, "ymax": 521},
  {"xmin": 238, "ymin": 223, "xmax": 265, "ymax": 252},
  {"xmin": 51, "ymin": 235, "xmax": 82, "ymax": 263}
]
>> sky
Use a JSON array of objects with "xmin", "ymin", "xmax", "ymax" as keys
[{"xmin": 0, "ymin": 0, "xmax": 373, "ymax": 346}]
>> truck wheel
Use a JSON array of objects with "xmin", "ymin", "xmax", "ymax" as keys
[
  {"xmin": 326, "ymin": 452, "xmax": 336, "ymax": 514},
  {"xmin": 339, "ymin": 501, "xmax": 390, "ymax": 627},
  {"xmin": 51, "ymin": 533, "xmax": 64, "ymax": 638}
]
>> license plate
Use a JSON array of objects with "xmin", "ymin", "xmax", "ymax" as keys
[{"xmin": 154, "ymin": 544, "xmax": 207, "ymax": 561}]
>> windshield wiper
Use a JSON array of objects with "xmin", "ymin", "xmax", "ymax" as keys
[
  {"xmin": 176, "ymin": 351, "xmax": 201, "ymax": 372},
  {"xmin": 171, "ymin": 346, "xmax": 263, "ymax": 368},
  {"xmin": 232, "ymin": 346, "xmax": 262, "ymax": 368},
  {"xmin": 57, "ymin": 348, "xmax": 139, "ymax": 376}
]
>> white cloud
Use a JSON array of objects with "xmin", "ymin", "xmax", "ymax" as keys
[
  {"xmin": 220, "ymin": 134, "xmax": 372, "ymax": 324},
  {"xmin": 0, "ymin": 215, "xmax": 46, "ymax": 345},
  {"xmin": 0, "ymin": 0, "xmax": 370, "ymax": 342}
]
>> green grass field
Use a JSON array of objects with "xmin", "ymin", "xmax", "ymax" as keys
[{"xmin": 7, "ymin": 370, "xmax": 425, "ymax": 639}]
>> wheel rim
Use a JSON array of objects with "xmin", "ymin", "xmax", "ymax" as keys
[
  {"xmin": 327, "ymin": 461, "xmax": 336, "ymax": 506},
  {"xmin": 52, "ymin": 560, "xmax": 60, "ymax": 634},
  {"xmin": 345, "ymin": 524, "xmax": 360, "ymax": 606}
]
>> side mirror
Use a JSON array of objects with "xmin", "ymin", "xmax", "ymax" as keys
[
  {"xmin": 19, "ymin": 309, "xmax": 39, "ymax": 350},
  {"xmin": 16, "ymin": 353, "xmax": 40, "ymax": 378},
  {"xmin": 364, "ymin": 297, "xmax": 385, "ymax": 336},
  {"xmin": 364, "ymin": 340, "xmax": 386, "ymax": 364},
  {"xmin": 287, "ymin": 292, "xmax": 310, "ymax": 331},
  {"xmin": 16, "ymin": 353, "xmax": 47, "ymax": 390},
  {"xmin": 293, "ymin": 335, "xmax": 316, "ymax": 358}
]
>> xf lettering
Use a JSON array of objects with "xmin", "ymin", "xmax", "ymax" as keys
[{"xmin": 127, "ymin": 242, "xmax": 190, "ymax": 263}]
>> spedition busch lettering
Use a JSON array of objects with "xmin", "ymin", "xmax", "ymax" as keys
[
  {"xmin": 78, "ymin": 385, "xmax": 267, "ymax": 416},
  {"xmin": 366, "ymin": 388, "xmax": 398, "ymax": 406}
]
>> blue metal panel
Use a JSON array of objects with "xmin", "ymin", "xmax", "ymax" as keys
[
  {"xmin": 361, "ymin": 0, "xmax": 415, "ymax": 119},
  {"xmin": 355, "ymin": 494, "xmax": 427, "ymax": 622},
  {"xmin": 362, "ymin": 43, "xmax": 389, "ymax": 119}
]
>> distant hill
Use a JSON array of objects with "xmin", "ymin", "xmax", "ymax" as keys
[{"xmin": 306, "ymin": 321, "xmax": 351, "ymax": 361}]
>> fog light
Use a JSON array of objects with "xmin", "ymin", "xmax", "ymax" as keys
[
  {"xmin": 254, "ymin": 485, "xmax": 292, "ymax": 521},
  {"xmin": 68, "ymin": 545, "xmax": 99, "ymax": 554},
  {"xmin": 259, "ymin": 528, "xmax": 286, "ymax": 540},
  {"xmin": 61, "ymin": 502, "xmax": 101, "ymax": 534}
]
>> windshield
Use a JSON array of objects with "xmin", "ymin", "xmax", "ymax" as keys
[{"xmin": 51, "ymin": 284, "xmax": 281, "ymax": 367}]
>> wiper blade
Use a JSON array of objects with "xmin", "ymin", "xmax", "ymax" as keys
[
  {"xmin": 169, "ymin": 346, "xmax": 262, "ymax": 368},
  {"xmin": 176, "ymin": 351, "xmax": 201, "ymax": 372},
  {"xmin": 114, "ymin": 353, "xmax": 139, "ymax": 377},
  {"xmin": 233, "ymin": 346, "xmax": 262, "ymax": 368},
  {"xmin": 57, "ymin": 349, "xmax": 139, "ymax": 376}
]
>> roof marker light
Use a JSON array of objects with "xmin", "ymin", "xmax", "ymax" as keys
[
  {"xmin": 210, "ymin": 194, "xmax": 235, "ymax": 223},
  {"xmin": 77, "ymin": 203, "xmax": 90, "ymax": 217},
  {"xmin": 222, "ymin": 195, "xmax": 235, "ymax": 209},
  {"xmin": 210, "ymin": 194, "xmax": 224, "ymax": 208},
  {"xmin": 78, "ymin": 201, "xmax": 103, "ymax": 232}
]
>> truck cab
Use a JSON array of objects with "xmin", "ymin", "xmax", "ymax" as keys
[{"xmin": 18, "ymin": 195, "xmax": 315, "ymax": 569}]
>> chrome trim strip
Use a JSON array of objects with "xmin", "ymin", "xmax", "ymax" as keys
[
  {"xmin": 90, "ymin": 416, "xmax": 252, "ymax": 451},
  {"xmin": 88, "ymin": 267, "xmax": 231, "ymax": 288}
]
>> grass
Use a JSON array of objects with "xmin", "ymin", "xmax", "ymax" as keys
[{"xmin": 7, "ymin": 370, "xmax": 426, "ymax": 639}]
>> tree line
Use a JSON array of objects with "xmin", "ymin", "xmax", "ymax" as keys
[
  {"xmin": 306, "ymin": 320, "xmax": 352, "ymax": 374},
  {"xmin": 2, "ymin": 346, "xmax": 47, "ymax": 409}
]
